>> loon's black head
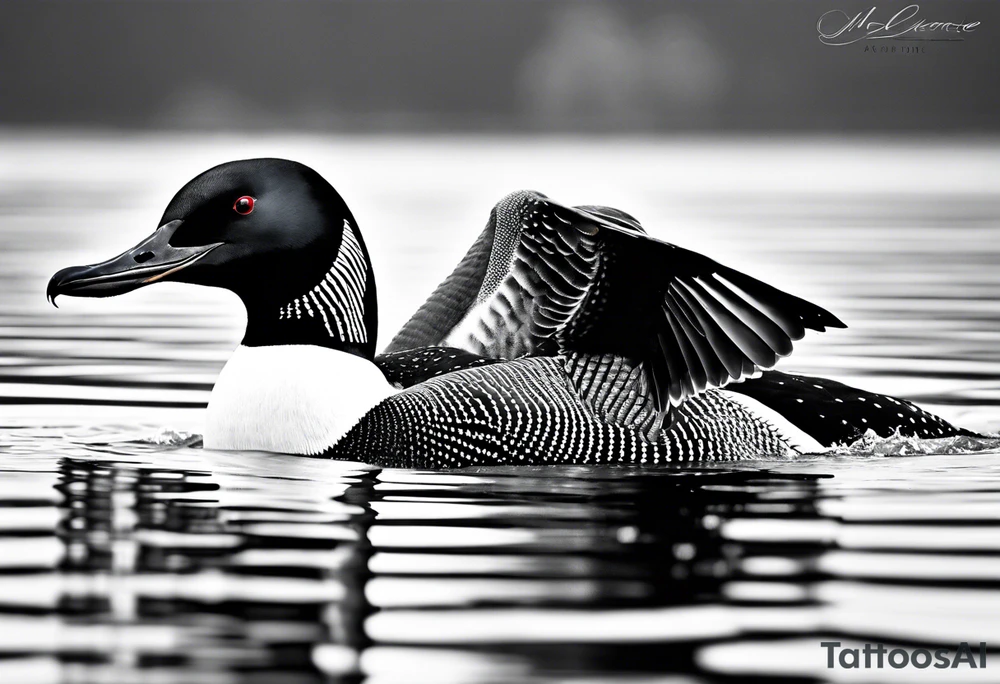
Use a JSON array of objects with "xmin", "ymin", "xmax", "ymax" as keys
[{"xmin": 47, "ymin": 158, "xmax": 378, "ymax": 359}]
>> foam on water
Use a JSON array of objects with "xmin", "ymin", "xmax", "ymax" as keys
[{"xmin": 833, "ymin": 429, "xmax": 1000, "ymax": 458}]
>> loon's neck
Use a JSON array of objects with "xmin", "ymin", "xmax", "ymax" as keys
[
  {"xmin": 242, "ymin": 302, "xmax": 373, "ymax": 358},
  {"xmin": 205, "ymin": 220, "xmax": 389, "ymax": 454},
  {"xmin": 204, "ymin": 344, "xmax": 397, "ymax": 455},
  {"xmin": 239, "ymin": 219, "xmax": 378, "ymax": 360}
]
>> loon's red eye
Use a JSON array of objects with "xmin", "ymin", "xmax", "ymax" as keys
[{"xmin": 233, "ymin": 196, "xmax": 255, "ymax": 215}]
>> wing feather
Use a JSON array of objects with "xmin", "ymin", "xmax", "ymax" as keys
[{"xmin": 388, "ymin": 191, "xmax": 845, "ymax": 423}]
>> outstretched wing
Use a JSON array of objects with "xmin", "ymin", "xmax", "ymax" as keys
[{"xmin": 386, "ymin": 190, "xmax": 845, "ymax": 419}]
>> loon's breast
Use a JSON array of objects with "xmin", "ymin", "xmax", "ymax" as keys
[{"xmin": 205, "ymin": 345, "xmax": 397, "ymax": 455}]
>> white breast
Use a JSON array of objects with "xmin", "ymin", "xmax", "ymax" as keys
[{"xmin": 204, "ymin": 345, "xmax": 397, "ymax": 455}]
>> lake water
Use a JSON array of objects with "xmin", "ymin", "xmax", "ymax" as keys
[{"xmin": 1, "ymin": 133, "xmax": 998, "ymax": 682}]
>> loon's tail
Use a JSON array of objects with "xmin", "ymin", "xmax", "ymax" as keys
[{"xmin": 725, "ymin": 371, "xmax": 978, "ymax": 448}]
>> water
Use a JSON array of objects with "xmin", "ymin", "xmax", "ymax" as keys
[{"xmin": 1, "ymin": 132, "xmax": 999, "ymax": 682}]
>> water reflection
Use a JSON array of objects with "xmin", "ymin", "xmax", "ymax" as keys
[
  {"xmin": 0, "ymin": 440, "xmax": 847, "ymax": 682},
  {"xmin": 0, "ymin": 430, "xmax": 997, "ymax": 681},
  {"xmin": 46, "ymin": 455, "xmax": 366, "ymax": 681}
]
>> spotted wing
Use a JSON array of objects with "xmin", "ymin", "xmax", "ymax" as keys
[{"xmin": 387, "ymin": 190, "xmax": 845, "ymax": 419}]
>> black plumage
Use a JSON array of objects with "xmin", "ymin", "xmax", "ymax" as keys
[
  {"xmin": 726, "ymin": 371, "xmax": 977, "ymax": 447},
  {"xmin": 375, "ymin": 346, "xmax": 500, "ymax": 388}
]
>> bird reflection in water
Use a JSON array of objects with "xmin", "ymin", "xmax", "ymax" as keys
[
  {"xmin": 38, "ymin": 451, "xmax": 833, "ymax": 682},
  {"xmin": 55, "ymin": 455, "xmax": 375, "ymax": 682}
]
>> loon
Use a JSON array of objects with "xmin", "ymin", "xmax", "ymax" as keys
[{"xmin": 47, "ymin": 159, "xmax": 973, "ymax": 467}]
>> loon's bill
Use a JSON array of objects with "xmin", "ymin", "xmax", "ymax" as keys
[
  {"xmin": 48, "ymin": 220, "xmax": 222, "ymax": 305},
  {"xmin": 47, "ymin": 158, "xmax": 975, "ymax": 467}
]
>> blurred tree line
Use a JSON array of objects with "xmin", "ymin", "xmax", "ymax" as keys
[{"xmin": 0, "ymin": 0, "xmax": 995, "ymax": 132}]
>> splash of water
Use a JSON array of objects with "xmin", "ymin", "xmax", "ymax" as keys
[
  {"xmin": 832, "ymin": 428, "xmax": 1000, "ymax": 457},
  {"xmin": 138, "ymin": 428, "xmax": 203, "ymax": 448}
]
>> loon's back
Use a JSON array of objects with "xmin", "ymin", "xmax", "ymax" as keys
[{"xmin": 340, "ymin": 355, "xmax": 794, "ymax": 468}]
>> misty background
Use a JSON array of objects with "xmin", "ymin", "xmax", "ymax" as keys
[{"xmin": 1, "ymin": 0, "xmax": 997, "ymax": 133}]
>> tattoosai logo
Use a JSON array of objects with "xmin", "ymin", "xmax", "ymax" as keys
[
  {"xmin": 821, "ymin": 642, "xmax": 987, "ymax": 670},
  {"xmin": 817, "ymin": 4, "xmax": 980, "ymax": 46}
]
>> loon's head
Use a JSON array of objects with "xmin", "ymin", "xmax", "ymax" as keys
[{"xmin": 47, "ymin": 159, "xmax": 378, "ymax": 359}]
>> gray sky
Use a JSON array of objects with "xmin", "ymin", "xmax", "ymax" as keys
[{"xmin": 1, "ymin": 0, "xmax": 996, "ymax": 132}]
